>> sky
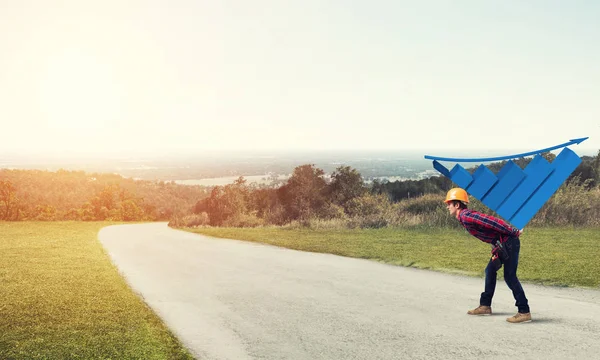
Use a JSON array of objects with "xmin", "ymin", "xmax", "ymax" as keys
[{"xmin": 1, "ymin": 0, "xmax": 598, "ymax": 157}]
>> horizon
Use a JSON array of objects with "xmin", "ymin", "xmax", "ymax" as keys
[
  {"xmin": 0, "ymin": 145, "xmax": 600, "ymax": 168},
  {"xmin": 1, "ymin": 145, "xmax": 597, "ymax": 160}
]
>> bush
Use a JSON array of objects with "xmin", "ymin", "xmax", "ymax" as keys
[
  {"xmin": 346, "ymin": 194, "xmax": 393, "ymax": 217},
  {"xmin": 318, "ymin": 203, "xmax": 348, "ymax": 220},
  {"xmin": 168, "ymin": 212, "xmax": 210, "ymax": 228},
  {"xmin": 532, "ymin": 179, "xmax": 600, "ymax": 226},
  {"xmin": 401, "ymin": 193, "xmax": 442, "ymax": 215},
  {"xmin": 264, "ymin": 204, "xmax": 288, "ymax": 226},
  {"xmin": 221, "ymin": 212, "xmax": 264, "ymax": 228},
  {"xmin": 345, "ymin": 194, "xmax": 400, "ymax": 228}
]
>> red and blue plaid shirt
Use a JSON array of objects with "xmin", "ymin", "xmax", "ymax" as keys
[{"xmin": 458, "ymin": 209, "xmax": 519, "ymax": 244}]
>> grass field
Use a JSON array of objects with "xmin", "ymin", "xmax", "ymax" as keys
[
  {"xmin": 0, "ymin": 222, "xmax": 194, "ymax": 360},
  {"xmin": 2, "ymin": 222, "xmax": 597, "ymax": 359},
  {"xmin": 186, "ymin": 226, "xmax": 600, "ymax": 289}
]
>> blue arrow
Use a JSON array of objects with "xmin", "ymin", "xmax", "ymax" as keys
[{"xmin": 424, "ymin": 137, "xmax": 588, "ymax": 162}]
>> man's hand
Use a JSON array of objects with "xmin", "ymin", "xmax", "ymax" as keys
[{"xmin": 491, "ymin": 254, "xmax": 502, "ymax": 270}]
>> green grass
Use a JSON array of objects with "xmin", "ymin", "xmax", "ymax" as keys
[
  {"xmin": 0, "ymin": 222, "xmax": 194, "ymax": 360},
  {"xmin": 185, "ymin": 226, "xmax": 600, "ymax": 289}
]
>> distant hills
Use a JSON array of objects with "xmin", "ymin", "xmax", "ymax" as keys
[{"xmin": 1, "ymin": 148, "xmax": 597, "ymax": 183}]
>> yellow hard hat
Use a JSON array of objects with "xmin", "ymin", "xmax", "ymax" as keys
[{"xmin": 445, "ymin": 188, "xmax": 469, "ymax": 204}]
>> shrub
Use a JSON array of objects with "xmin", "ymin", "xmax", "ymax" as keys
[
  {"xmin": 346, "ymin": 194, "xmax": 393, "ymax": 217},
  {"xmin": 264, "ymin": 204, "xmax": 288, "ymax": 226},
  {"xmin": 345, "ymin": 194, "xmax": 400, "ymax": 228},
  {"xmin": 168, "ymin": 212, "xmax": 210, "ymax": 228},
  {"xmin": 401, "ymin": 193, "xmax": 442, "ymax": 215},
  {"xmin": 318, "ymin": 203, "xmax": 348, "ymax": 220},
  {"xmin": 221, "ymin": 212, "xmax": 264, "ymax": 228},
  {"xmin": 532, "ymin": 179, "xmax": 600, "ymax": 226}
]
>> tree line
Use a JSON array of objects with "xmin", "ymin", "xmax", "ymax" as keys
[
  {"xmin": 173, "ymin": 150, "xmax": 600, "ymax": 228},
  {"xmin": 1, "ymin": 149, "xmax": 599, "ymax": 227},
  {"xmin": 0, "ymin": 169, "xmax": 207, "ymax": 221}
]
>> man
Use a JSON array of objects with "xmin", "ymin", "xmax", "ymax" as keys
[{"xmin": 445, "ymin": 188, "xmax": 532, "ymax": 323}]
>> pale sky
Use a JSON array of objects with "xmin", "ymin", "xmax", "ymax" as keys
[{"xmin": 1, "ymin": 0, "xmax": 598, "ymax": 156}]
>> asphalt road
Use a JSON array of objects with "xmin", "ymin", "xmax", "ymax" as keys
[{"xmin": 99, "ymin": 223, "xmax": 600, "ymax": 360}]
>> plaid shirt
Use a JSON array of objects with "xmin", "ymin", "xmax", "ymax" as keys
[{"xmin": 458, "ymin": 209, "xmax": 519, "ymax": 244}]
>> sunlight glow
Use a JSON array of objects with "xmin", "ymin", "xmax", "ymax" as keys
[
  {"xmin": 0, "ymin": 2, "xmax": 598, "ymax": 155},
  {"xmin": 38, "ymin": 49, "xmax": 123, "ymax": 144}
]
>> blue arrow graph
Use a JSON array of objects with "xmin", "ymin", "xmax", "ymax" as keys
[
  {"xmin": 424, "ymin": 137, "xmax": 588, "ymax": 162},
  {"xmin": 425, "ymin": 138, "xmax": 588, "ymax": 229}
]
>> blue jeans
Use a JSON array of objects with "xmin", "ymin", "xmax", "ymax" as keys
[{"xmin": 480, "ymin": 236, "xmax": 530, "ymax": 313}]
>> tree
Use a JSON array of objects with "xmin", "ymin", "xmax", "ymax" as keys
[
  {"xmin": 120, "ymin": 199, "xmax": 144, "ymax": 221},
  {"xmin": 0, "ymin": 180, "xmax": 18, "ymax": 220},
  {"xmin": 34, "ymin": 204, "xmax": 57, "ymax": 221},
  {"xmin": 99, "ymin": 185, "xmax": 117, "ymax": 210},
  {"xmin": 541, "ymin": 151, "xmax": 556, "ymax": 162},
  {"xmin": 327, "ymin": 166, "xmax": 366, "ymax": 212},
  {"xmin": 592, "ymin": 150, "xmax": 600, "ymax": 185},
  {"xmin": 194, "ymin": 176, "xmax": 250, "ymax": 226},
  {"xmin": 249, "ymin": 187, "xmax": 279, "ymax": 219},
  {"xmin": 279, "ymin": 164, "xmax": 327, "ymax": 221}
]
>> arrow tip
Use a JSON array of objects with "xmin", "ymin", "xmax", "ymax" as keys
[{"xmin": 570, "ymin": 137, "xmax": 589, "ymax": 144}]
